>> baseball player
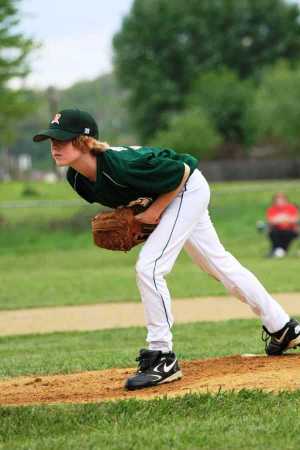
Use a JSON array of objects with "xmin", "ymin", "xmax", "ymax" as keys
[{"xmin": 33, "ymin": 109, "xmax": 300, "ymax": 391}]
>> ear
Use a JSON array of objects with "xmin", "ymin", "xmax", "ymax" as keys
[{"xmin": 84, "ymin": 136, "xmax": 96, "ymax": 150}]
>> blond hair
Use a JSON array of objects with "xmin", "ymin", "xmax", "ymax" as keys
[{"xmin": 72, "ymin": 135, "xmax": 110, "ymax": 154}]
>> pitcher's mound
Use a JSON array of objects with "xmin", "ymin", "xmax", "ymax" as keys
[{"xmin": 1, "ymin": 354, "xmax": 300, "ymax": 407}]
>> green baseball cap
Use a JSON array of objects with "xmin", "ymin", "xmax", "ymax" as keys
[{"xmin": 33, "ymin": 109, "xmax": 99, "ymax": 142}]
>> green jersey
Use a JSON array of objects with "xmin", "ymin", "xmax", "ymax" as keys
[{"xmin": 66, "ymin": 146, "xmax": 198, "ymax": 208}]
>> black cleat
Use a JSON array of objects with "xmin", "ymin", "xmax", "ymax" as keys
[
  {"xmin": 125, "ymin": 349, "xmax": 182, "ymax": 390},
  {"xmin": 262, "ymin": 318, "xmax": 300, "ymax": 356}
]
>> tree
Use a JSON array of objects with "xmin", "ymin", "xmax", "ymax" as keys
[
  {"xmin": 113, "ymin": 0, "xmax": 300, "ymax": 140},
  {"xmin": 186, "ymin": 67, "xmax": 255, "ymax": 148},
  {"xmin": 0, "ymin": 0, "xmax": 35, "ymax": 144},
  {"xmin": 245, "ymin": 61, "xmax": 300, "ymax": 155}
]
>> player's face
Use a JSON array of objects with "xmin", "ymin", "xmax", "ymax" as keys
[{"xmin": 51, "ymin": 139, "xmax": 81, "ymax": 166}]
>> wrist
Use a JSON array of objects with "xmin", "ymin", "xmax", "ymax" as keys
[{"xmin": 148, "ymin": 203, "xmax": 163, "ymax": 216}]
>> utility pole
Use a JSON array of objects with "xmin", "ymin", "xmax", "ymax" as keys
[
  {"xmin": 47, "ymin": 86, "xmax": 60, "ymax": 176},
  {"xmin": 47, "ymin": 86, "xmax": 59, "ymax": 119}
]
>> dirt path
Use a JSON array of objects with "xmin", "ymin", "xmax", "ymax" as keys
[
  {"xmin": 0, "ymin": 293, "xmax": 300, "ymax": 336},
  {"xmin": 1, "ymin": 354, "xmax": 300, "ymax": 407}
]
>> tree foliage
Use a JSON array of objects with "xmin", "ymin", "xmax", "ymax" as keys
[
  {"xmin": 187, "ymin": 68, "xmax": 255, "ymax": 147},
  {"xmin": 113, "ymin": 0, "xmax": 300, "ymax": 140},
  {"xmin": 245, "ymin": 61, "xmax": 300, "ymax": 155},
  {"xmin": 0, "ymin": 0, "xmax": 35, "ymax": 144},
  {"xmin": 153, "ymin": 109, "xmax": 221, "ymax": 160}
]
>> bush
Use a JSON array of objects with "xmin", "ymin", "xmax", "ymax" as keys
[
  {"xmin": 21, "ymin": 184, "xmax": 40, "ymax": 197},
  {"xmin": 153, "ymin": 109, "xmax": 222, "ymax": 160}
]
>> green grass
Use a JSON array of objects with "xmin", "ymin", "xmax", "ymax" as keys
[
  {"xmin": 1, "ymin": 247, "xmax": 300, "ymax": 310},
  {"xmin": 1, "ymin": 179, "xmax": 300, "ymax": 310},
  {"xmin": 0, "ymin": 180, "xmax": 76, "ymax": 202},
  {"xmin": 0, "ymin": 319, "xmax": 300, "ymax": 449},
  {"xmin": 0, "ymin": 391, "xmax": 300, "ymax": 450},
  {"xmin": 0, "ymin": 318, "xmax": 281, "ymax": 379}
]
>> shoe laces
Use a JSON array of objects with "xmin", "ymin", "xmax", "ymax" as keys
[
  {"xmin": 135, "ymin": 352, "xmax": 158, "ymax": 372},
  {"xmin": 261, "ymin": 326, "xmax": 271, "ymax": 352}
]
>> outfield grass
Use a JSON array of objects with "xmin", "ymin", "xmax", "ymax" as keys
[
  {"xmin": 0, "ymin": 319, "xmax": 300, "ymax": 449},
  {"xmin": 1, "ymin": 247, "xmax": 300, "ymax": 310},
  {"xmin": 0, "ymin": 319, "xmax": 263, "ymax": 378},
  {"xmin": 1, "ymin": 180, "xmax": 300, "ymax": 310},
  {"xmin": 0, "ymin": 180, "xmax": 75, "ymax": 202}
]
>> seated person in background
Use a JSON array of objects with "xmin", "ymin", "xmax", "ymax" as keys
[{"xmin": 266, "ymin": 192, "xmax": 299, "ymax": 257}]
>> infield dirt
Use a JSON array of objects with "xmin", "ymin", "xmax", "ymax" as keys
[
  {"xmin": 0, "ymin": 292, "xmax": 300, "ymax": 336},
  {"xmin": 1, "ymin": 354, "xmax": 300, "ymax": 407}
]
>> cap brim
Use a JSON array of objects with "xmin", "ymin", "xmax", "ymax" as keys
[{"xmin": 33, "ymin": 129, "xmax": 78, "ymax": 142}]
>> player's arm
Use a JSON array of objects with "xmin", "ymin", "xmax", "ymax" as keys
[
  {"xmin": 135, "ymin": 163, "xmax": 191, "ymax": 224},
  {"xmin": 289, "ymin": 207, "xmax": 300, "ymax": 224}
]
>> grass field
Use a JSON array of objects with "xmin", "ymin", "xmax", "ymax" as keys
[
  {"xmin": 1, "ymin": 179, "xmax": 300, "ymax": 310},
  {"xmin": 1, "ymin": 391, "xmax": 300, "ymax": 450},
  {"xmin": 1, "ymin": 179, "xmax": 300, "ymax": 449},
  {"xmin": 0, "ymin": 319, "xmax": 262, "ymax": 378}
]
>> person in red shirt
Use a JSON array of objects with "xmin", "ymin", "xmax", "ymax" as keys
[{"xmin": 266, "ymin": 192, "xmax": 299, "ymax": 257}]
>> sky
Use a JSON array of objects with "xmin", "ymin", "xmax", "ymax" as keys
[{"xmin": 19, "ymin": 0, "xmax": 134, "ymax": 89}]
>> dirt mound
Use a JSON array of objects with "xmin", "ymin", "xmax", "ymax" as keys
[{"xmin": 1, "ymin": 354, "xmax": 300, "ymax": 407}]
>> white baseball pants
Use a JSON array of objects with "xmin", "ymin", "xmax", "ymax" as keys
[{"xmin": 135, "ymin": 169, "xmax": 289, "ymax": 352}]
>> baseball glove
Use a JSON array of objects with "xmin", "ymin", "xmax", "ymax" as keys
[{"xmin": 91, "ymin": 198, "xmax": 156, "ymax": 251}]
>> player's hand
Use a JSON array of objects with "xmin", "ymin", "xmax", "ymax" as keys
[{"xmin": 135, "ymin": 208, "xmax": 161, "ymax": 225}]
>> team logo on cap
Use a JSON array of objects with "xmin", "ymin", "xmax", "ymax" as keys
[{"xmin": 51, "ymin": 113, "xmax": 61, "ymax": 125}]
